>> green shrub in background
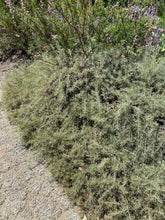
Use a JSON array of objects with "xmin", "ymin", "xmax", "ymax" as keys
[
  {"xmin": 0, "ymin": 0, "xmax": 165, "ymax": 58},
  {"xmin": 0, "ymin": 0, "xmax": 50, "ymax": 58},
  {"xmin": 39, "ymin": 0, "xmax": 165, "ymax": 54},
  {"xmin": 3, "ymin": 49, "xmax": 165, "ymax": 219}
]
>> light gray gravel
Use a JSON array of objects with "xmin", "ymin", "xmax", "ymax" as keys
[{"xmin": 0, "ymin": 61, "xmax": 81, "ymax": 220}]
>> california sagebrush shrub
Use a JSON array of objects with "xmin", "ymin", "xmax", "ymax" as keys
[{"xmin": 3, "ymin": 49, "xmax": 165, "ymax": 219}]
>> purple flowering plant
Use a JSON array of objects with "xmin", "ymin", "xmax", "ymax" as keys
[
  {"xmin": 42, "ymin": 0, "xmax": 165, "ymax": 55},
  {"xmin": 0, "ymin": 0, "xmax": 165, "ymax": 56}
]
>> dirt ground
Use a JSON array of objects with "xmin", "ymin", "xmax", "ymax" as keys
[{"xmin": 0, "ymin": 59, "xmax": 81, "ymax": 220}]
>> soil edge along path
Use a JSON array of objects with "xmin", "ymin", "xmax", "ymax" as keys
[{"xmin": 0, "ymin": 60, "xmax": 81, "ymax": 220}]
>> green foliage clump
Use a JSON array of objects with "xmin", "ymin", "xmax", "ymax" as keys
[
  {"xmin": 0, "ymin": 0, "xmax": 50, "ymax": 58},
  {"xmin": 3, "ymin": 49, "xmax": 165, "ymax": 219},
  {"xmin": 0, "ymin": 0, "xmax": 164, "ymax": 58}
]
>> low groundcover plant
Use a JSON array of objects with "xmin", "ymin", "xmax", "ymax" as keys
[{"xmin": 3, "ymin": 48, "xmax": 165, "ymax": 219}]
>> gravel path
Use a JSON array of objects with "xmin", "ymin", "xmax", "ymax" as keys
[{"xmin": 0, "ymin": 60, "xmax": 81, "ymax": 220}]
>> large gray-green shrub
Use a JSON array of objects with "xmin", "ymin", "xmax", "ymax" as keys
[{"xmin": 3, "ymin": 49, "xmax": 165, "ymax": 219}]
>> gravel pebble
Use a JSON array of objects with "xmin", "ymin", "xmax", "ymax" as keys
[{"xmin": 0, "ymin": 62, "xmax": 81, "ymax": 220}]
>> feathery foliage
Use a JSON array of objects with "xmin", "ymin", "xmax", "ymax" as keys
[{"xmin": 3, "ymin": 49, "xmax": 165, "ymax": 219}]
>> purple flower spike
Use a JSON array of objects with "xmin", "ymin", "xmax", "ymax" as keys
[
  {"xmin": 127, "ymin": 0, "xmax": 130, "ymax": 7},
  {"xmin": 48, "ymin": 5, "xmax": 53, "ymax": 14},
  {"xmin": 56, "ymin": 15, "xmax": 63, "ymax": 20},
  {"xmin": 155, "ymin": 35, "xmax": 161, "ymax": 40},
  {"xmin": 133, "ymin": 35, "xmax": 138, "ymax": 46},
  {"xmin": 148, "ymin": 42, "xmax": 152, "ymax": 47},
  {"xmin": 158, "ymin": 28, "xmax": 165, "ymax": 33},
  {"xmin": 5, "ymin": 0, "xmax": 10, "ymax": 4},
  {"xmin": 0, "ymin": 28, "xmax": 4, "ymax": 32}
]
